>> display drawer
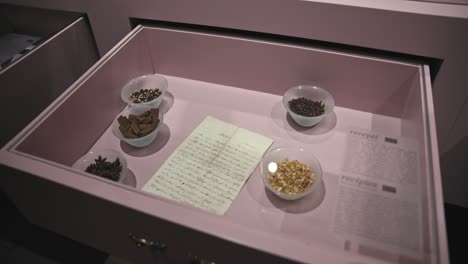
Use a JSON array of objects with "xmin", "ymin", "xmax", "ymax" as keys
[
  {"xmin": 0, "ymin": 25, "xmax": 447, "ymax": 264},
  {"xmin": 0, "ymin": 4, "xmax": 98, "ymax": 147}
]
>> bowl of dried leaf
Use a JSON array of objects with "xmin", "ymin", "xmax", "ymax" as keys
[
  {"xmin": 72, "ymin": 149, "xmax": 127, "ymax": 183},
  {"xmin": 261, "ymin": 147, "xmax": 322, "ymax": 200}
]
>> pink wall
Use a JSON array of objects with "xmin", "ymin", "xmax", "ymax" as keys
[
  {"xmin": 147, "ymin": 27, "xmax": 418, "ymax": 118},
  {"xmin": 1, "ymin": 0, "xmax": 467, "ymax": 206}
]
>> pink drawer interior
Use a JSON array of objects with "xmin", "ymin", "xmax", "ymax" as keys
[{"xmin": 3, "ymin": 26, "xmax": 443, "ymax": 264}]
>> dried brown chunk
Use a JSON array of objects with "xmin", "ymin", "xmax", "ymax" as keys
[{"xmin": 118, "ymin": 108, "xmax": 160, "ymax": 139}]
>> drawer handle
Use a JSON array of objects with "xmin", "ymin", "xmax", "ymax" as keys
[{"xmin": 128, "ymin": 233, "xmax": 166, "ymax": 250}]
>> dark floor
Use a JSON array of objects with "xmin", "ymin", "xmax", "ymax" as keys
[
  {"xmin": 1, "ymin": 191, "xmax": 467, "ymax": 263},
  {"xmin": 0, "ymin": 191, "xmax": 109, "ymax": 264},
  {"xmin": 444, "ymin": 203, "xmax": 468, "ymax": 264}
]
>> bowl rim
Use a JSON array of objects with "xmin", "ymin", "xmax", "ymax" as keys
[
  {"xmin": 121, "ymin": 74, "xmax": 168, "ymax": 106},
  {"xmin": 282, "ymin": 84, "xmax": 335, "ymax": 118},
  {"xmin": 261, "ymin": 146, "xmax": 323, "ymax": 199},
  {"xmin": 112, "ymin": 106, "xmax": 164, "ymax": 142},
  {"xmin": 72, "ymin": 148, "xmax": 127, "ymax": 182}
]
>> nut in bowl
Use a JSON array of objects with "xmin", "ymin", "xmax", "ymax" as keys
[
  {"xmin": 112, "ymin": 106, "xmax": 163, "ymax": 148},
  {"xmin": 72, "ymin": 149, "xmax": 127, "ymax": 183},
  {"xmin": 261, "ymin": 147, "xmax": 322, "ymax": 200},
  {"xmin": 283, "ymin": 84, "xmax": 335, "ymax": 127},
  {"xmin": 121, "ymin": 74, "xmax": 168, "ymax": 108}
]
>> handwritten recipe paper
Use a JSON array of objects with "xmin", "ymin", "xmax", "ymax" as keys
[{"xmin": 142, "ymin": 116, "xmax": 273, "ymax": 215}]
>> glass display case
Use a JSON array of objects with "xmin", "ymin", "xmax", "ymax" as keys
[{"xmin": 0, "ymin": 25, "xmax": 446, "ymax": 264}]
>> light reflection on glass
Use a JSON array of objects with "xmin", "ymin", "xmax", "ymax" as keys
[{"xmin": 268, "ymin": 162, "xmax": 278, "ymax": 173}]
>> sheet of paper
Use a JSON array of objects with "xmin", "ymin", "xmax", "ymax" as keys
[
  {"xmin": 333, "ymin": 128, "xmax": 422, "ymax": 258},
  {"xmin": 142, "ymin": 116, "xmax": 273, "ymax": 215}
]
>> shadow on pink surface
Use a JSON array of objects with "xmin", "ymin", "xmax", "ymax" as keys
[
  {"xmin": 265, "ymin": 180, "xmax": 326, "ymax": 214},
  {"xmin": 270, "ymin": 101, "xmax": 337, "ymax": 143},
  {"xmin": 159, "ymin": 91, "xmax": 174, "ymax": 114},
  {"xmin": 121, "ymin": 169, "xmax": 137, "ymax": 188},
  {"xmin": 286, "ymin": 111, "xmax": 337, "ymax": 135}
]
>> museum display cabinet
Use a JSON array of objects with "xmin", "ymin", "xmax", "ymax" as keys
[{"xmin": 0, "ymin": 24, "xmax": 447, "ymax": 264}]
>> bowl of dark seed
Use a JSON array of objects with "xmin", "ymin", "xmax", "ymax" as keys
[
  {"xmin": 283, "ymin": 85, "xmax": 334, "ymax": 127},
  {"xmin": 72, "ymin": 149, "xmax": 127, "ymax": 183},
  {"xmin": 112, "ymin": 106, "xmax": 163, "ymax": 148},
  {"xmin": 121, "ymin": 74, "xmax": 168, "ymax": 108}
]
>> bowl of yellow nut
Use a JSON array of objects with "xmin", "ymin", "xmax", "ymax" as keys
[{"xmin": 261, "ymin": 147, "xmax": 322, "ymax": 200}]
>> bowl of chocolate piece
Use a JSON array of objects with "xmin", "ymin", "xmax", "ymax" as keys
[
  {"xmin": 112, "ymin": 106, "xmax": 163, "ymax": 147},
  {"xmin": 261, "ymin": 147, "xmax": 322, "ymax": 200},
  {"xmin": 72, "ymin": 149, "xmax": 127, "ymax": 183},
  {"xmin": 121, "ymin": 74, "xmax": 168, "ymax": 108},
  {"xmin": 283, "ymin": 85, "xmax": 334, "ymax": 127}
]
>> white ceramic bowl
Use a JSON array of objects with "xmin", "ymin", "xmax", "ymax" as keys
[
  {"xmin": 283, "ymin": 84, "xmax": 334, "ymax": 127},
  {"xmin": 121, "ymin": 74, "xmax": 168, "ymax": 108},
  {"xmin": 112, "ymin": 106, "xmax": 163, "ymax": 148},
  {"xmin": 261, "ymin": 147, "xmax": 322, "ymax": 200},
  {"xmin": 72, "ymin": 149, "xmax": 127, "ymax": 183}
]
